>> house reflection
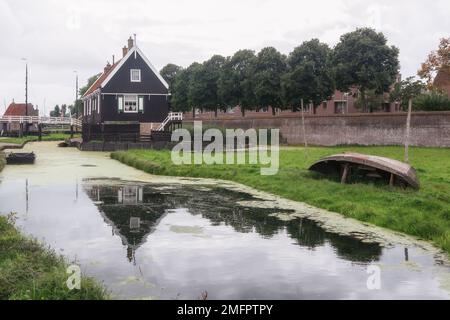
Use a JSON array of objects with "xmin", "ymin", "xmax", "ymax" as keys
[{"xmin": 83, "ymin": 182, "xmax": 382, "ymax": 264}]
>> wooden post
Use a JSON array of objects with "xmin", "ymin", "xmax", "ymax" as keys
[
  {"xmin": 389, "ymin": 173, "xmax": 395, "ymax": 187},
  {"xmin": 70, "ymin": 125, "xmax": 74, "ymax": 139},
  {"xmin": 404, "ymin": 98, "xmax": 412, "ymax": 163},
  {"xmin": 38, "ymin": 124, "xmax": 42, "ymax": 141},
  {"xmin": 341, "ymin": 164, "xmax": 349, "ymax": 184},
  {"xmin": 19, "ymin": 123, "xmax": 23, "ymax": 138},
  {"xmin": 301, "ymin": 99, "xmax": 308, "ymax": 148}
]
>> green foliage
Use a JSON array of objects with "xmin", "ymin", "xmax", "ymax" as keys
[
  {"xmin": 252, "ymin": 47, "xmax": 286, "ymax": 112},
  {"xmin": 282, "ymin": 39, "xmax": 334, "ymax": 110},
  {"xmin": 79, "ymin": 74, "xmax": 101, "ymax": 97},
  {"xmin": 390, "ymin": 76, "xmax": 426, "ymax": 110},
  {"xmin": 414, "ymin": 90, "xmax": 450, "ymax": 111},
  {"xmin": 354, "ymin": 89, "xmax": 385, "ymax": 112},
  {"xmin": 50, "ymin": 105, "xmax": 61, "ymax": 117},
  {"xmin": 333, "ymin": 28, "xmax": 400, "ymax": 108},
  {"xmin": 160, "ymin": 63, "xmax": 182, "ymax": 88},
  {"xmin": 170, "ymin": 68, "xmax": 191, "ymax": 112},
  {"xmin": 0, "ymin": 215, "xmax": 108, "ymax": 300},
  {"xmin": 0, "ymin": 133, "xmax": 80, "ymax": 145},
  {"xmin": 0, "ymin": 153, "xmax": 5, "ymax": 173},
  {"xmin": 112, "ymin": 146, "xmax": 450, "ymax": 255},
  {"xmin": 218, "ymin": 50, "xmax": 257, "ymax": 114}
]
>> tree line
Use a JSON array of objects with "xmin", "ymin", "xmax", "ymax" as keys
[
  {"xmin": 161, "ymin": 28, "xmax": 401, "ymax": 117},
  {"xmin": 160, "ymin": 28, "xmax": 450, "ymax": 116}
]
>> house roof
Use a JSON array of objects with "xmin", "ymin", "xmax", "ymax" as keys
[
  {"xmin": 3, "ymin": 103, "xmax": 38, "ymax": 116},
  {"xmin": 83, "ymin": 60, "xmax": 122, "ymax": 97},
  {"xmin": 82, "ymin": 45, "xmax": 169, "ymax": 99}
]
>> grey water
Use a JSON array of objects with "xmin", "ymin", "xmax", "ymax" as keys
[{"xmin": 0, "ymin": 142, "xmax": 449, "ymax": 299}]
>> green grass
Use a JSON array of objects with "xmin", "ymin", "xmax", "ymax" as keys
[
  {"xmin": 0, "ymin": 133, "xmax": 80, "ymax": 145},
  {"xmin": 0, "ymin": 214, "xmax": 108, "ymax": 300},
  {"xmin": 112, "ymin": 146, "xmax": 450, "ymax": 255},
  {"xmin": 0, "ymin": 153, "xmax": 5, "ymax": 173}
]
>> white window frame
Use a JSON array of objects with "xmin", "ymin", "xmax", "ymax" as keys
[
  {"xmin": 124, "ymin": 95, "xmax": 138, "ymax": 113},
  {"xmin": 130, "ymin": 69, "xmax": 141, "ymax": 82}
]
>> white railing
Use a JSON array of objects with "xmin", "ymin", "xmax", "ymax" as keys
[
  {"xmin": 0, "ymin": 116, "xmax": 82, "ymax": 127},
  {"xmin": 156, "ymin": 112, "xmax": 183, "ymax": 131}
]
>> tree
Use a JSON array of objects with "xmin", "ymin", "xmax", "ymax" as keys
[
  {"xmin": 187, "ymin": 62, "xmax": 207, "ymax": 115},
  {"xmin": 252, "ymin": 47, "xmax": 286, "ymax": 115},
  {"xmin": 282, "ymin": 39, "xmax": 334, "ymax": 113},
  {"xmin": 418, "ymin": 37, "xmax": 450, "ymax": 88},
  {"xmin": 202, "ymin": 55, "xmax": 226, "ymax": 117},
  {"xmin": 79, "ymin": 74, "xmax": 101, "ymax": 97},
  {"xmin": 354, "ymin": 90, "xmax": 384, "ymax": 113},
  {"xmin": 333, "ymin": 28, "xmax": 400, "ymax": 110},
  {"xmin": 50, "ymin": 105, "xmax": 61, "ymax": 117},
  {"xmin": 218, "ymin": 50, "xmax": 256, "ymax": 116},
  {"xmin": 160, "ymin": 63, "xmax": 183, "ymax": 89}
]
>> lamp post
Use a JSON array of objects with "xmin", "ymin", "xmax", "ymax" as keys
[
  {"xmin": 21, "ymin": 58, "xmax": 28, "ymax": 134},
  {"xmin": 74, "ymin": 70, "xmax": 79, "ymax": 118}
]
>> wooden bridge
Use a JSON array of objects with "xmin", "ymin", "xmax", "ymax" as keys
[
  {"xmin": 0, "ymin": 116, "xmax": 82, "ymax": 137},
  {"xmin": 0, "ymin": 116, "xmax": 82, "ymax": 127}
]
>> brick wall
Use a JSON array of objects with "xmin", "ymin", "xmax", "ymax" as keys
[{"xmin": 185, "ymin": 112, "xmax": 450, "ymax": 147}]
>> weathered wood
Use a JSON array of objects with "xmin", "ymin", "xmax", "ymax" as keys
[
  {"xmin": 389, "ymin": 173, "xmax": 395, "ymax": 187},
  {"xmin": 341, "ymin": 163, "xmax": 349, "ymax": 184}
]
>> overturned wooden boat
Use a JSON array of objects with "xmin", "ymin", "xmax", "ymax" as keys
[
  {"xmin": 309, "ymin": 153, "xmax": 420, "ymax": 189},
  {"xmin": 6, "ymin": 152, "xmax": 36, "ymax": 165}
]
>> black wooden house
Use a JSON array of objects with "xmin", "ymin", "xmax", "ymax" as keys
[{"xmin": 82, "ymin": 37, "xmax": 179, "ymax": 142}]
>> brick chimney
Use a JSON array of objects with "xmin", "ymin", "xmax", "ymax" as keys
[
  {"xmin": 122, "ymin": 46, "xmax": 128, "ymax": 57},
  {"xmin": 104, "ymin": 61, "xmax": 112, "ymax": 73},
  {"xmin": 128, "ymin": 36, "xmax": 134, "ymax": 49}
]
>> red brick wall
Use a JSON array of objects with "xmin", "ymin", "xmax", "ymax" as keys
[{"xmin": 185, "ymin": 112, "xmax": 450, "ymax": 147}]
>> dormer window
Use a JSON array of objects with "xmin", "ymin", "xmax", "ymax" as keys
[{"xmin": 130, "ymin": 69, "xmax": 141, "ymax": 82}]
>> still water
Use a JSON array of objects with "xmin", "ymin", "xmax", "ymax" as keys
[{"xmin": 0, "ymin": 142, "xmax": 449, "ymax": 299}]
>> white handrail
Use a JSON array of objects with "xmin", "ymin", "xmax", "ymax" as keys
[
  {"xmin": 0, "ymin": 116, "xmax": 82, "ymax": 127},
  {"xmin": 156, "ymin": 112, "xmax": 183, "ymax": 131}
]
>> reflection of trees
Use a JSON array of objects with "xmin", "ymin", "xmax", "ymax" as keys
[{"xmin": 84, "ymin": 182, "xmax": 381, "ymax": 264}]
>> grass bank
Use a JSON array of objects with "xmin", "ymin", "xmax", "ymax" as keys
[
  {"xmin": 0, "ymin": 214, "xmax": 108, "ymax": 300},
  {"xmin": 112, "ymin": 146, "xmax": 450, "ymax": 254},
  {"xmin": 0, "ymin": 133, "xmax": 80, "ymax": 145},
  {"xmin": 0, "ymin": 153, "xmax": 5, "ymax": 173}
]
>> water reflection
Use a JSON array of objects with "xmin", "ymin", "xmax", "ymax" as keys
[{"xmin": 84, "ymin": 181, "xmax": 382, "ymax": 264}]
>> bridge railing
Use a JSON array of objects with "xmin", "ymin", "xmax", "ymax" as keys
[{"xmin": 0, "ymin": 116, "xmax": 82, "ymax": 127}]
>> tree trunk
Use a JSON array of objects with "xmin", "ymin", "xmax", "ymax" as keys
[
  {"xmin": 214, "ymin": 106, "xmax": 218, "ymax": 118},
  {"xmin": 404, "ymin": 98, "xmax": 412, "ymax": 163},
  {"xmin": 272, "ymin": 106, "xmax": 276, "ymax": 116},
  {"xmin": 241, "ymin": 106, "xmax": 245, "ymax": 117},
  {"xmin": 301, "ymin": 99, "xmax": 308, "ymax": 148},
  {"xmin": 192, "ymin": 107, "xmax": 195, "ymax": 119}
]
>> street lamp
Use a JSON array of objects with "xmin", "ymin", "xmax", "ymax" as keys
[
  {"xmin": 74, "ymin": 70, "xmax": 79, "ymax": 118},
  {"xmin": 21, "ymin": 58, "xmax": 28, "ymax": 134}
]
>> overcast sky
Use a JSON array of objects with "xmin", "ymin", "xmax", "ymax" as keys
[{"xmin": 1, "ymin": 0, "xmax": 449, "ymax": 115}]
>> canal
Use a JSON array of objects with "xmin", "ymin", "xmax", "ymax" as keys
[{"xmin": 0, "ymin": 142, "xmax": 449, "ymax": 299}]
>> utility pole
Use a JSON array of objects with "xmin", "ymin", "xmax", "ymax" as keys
[
  {"xmin": 22, "ymin": 58, "xmax": 28, "ymax": 135},
  {"xmin": 74, "ymin": 71, "xmax": 79, "ymax": 118}
]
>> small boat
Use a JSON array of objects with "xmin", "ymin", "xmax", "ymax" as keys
[
  {"xmin": 6, "ymin": 152, "xmax": 36, "ymax": 165},
  {"xmin": 309, "ymin": 153, "xmax": 420, "ymax": 189}
]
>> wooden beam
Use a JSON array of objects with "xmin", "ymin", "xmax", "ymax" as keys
[{"xmin": 341, "ymin": 163, "xmax": 349, "ymax": 184}]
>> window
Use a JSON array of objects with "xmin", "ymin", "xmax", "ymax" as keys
[
  {"xmin": 334, "ymin": 101, "xmax": 347, "ymax": 114},
  {"xmin": 130, "ymin": 69, "xmax": 141, "ymax": 82},
  {"xmin": 124, "ymin": 95, "xmax": 138, "ymax": 113}
]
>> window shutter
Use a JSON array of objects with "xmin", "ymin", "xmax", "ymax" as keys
[
  {"xmin": 138, "ymin": 96, "xmax": 144, "ymax": 113},
  {"xmin": 118, "ymin": 96, "xmax": 124, "ymax": 112}
]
